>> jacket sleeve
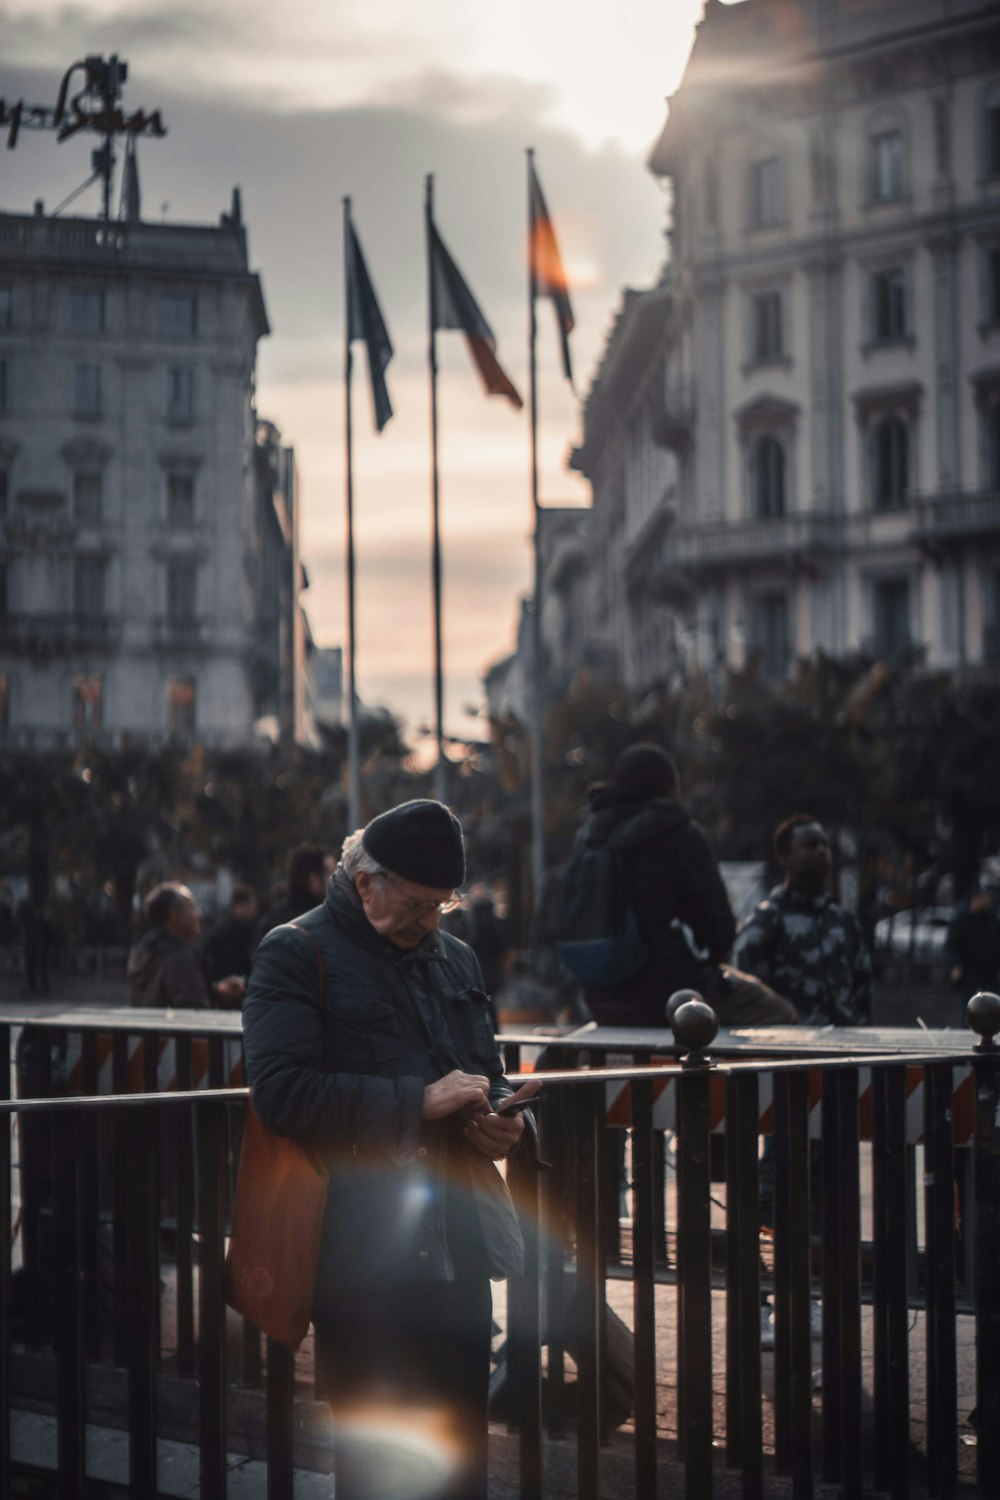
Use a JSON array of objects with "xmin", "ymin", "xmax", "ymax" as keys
[
  {"xmin": 669, "ymin": 821, "xmax": 737, "ymax": 959},
  {"xmin": 733, "ymin": 903, "xmax": 777, "ymax": 984},
  {"xmin": 242, "ymin": 926, "xmax": 424, "ymax": 1161}
]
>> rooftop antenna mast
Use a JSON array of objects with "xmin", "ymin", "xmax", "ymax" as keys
[{"xmin": 1, "ymin": 56, "xmax": 166, "ymax": 223}]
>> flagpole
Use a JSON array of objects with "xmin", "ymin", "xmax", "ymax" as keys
[
  {"xmin": 425, "ymin": 173, "xmax": 447, "ymax": 804},
  {"xmin": 343, "ymin": 197, "xmax": 362, "ymax": 831},
  {"xmin": 526, "ymin": 148, "xmax": 545, "ymax": 914}
]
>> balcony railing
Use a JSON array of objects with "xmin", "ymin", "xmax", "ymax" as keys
[
  {"xmin": 909, "ymin": 490, "xmax": 1000, "ymax": 544},
  {"xmin": 2, "ymin": 1003, "xmax": 998, "ymax": 1498},
  {"xmin": 0, "ymin": 613, "xmax": 118, "ymax": 652},
  {"xmin": 153, "ymin": 616, "xmax": 207, "ymax": 648},
  {"xmin": 662, "ymin": 510, "xmax": 843, "ymax": 572}
]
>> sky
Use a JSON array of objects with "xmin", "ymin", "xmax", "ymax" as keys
[{"xmin": 0, "ymin": 0, "xmax": 710, "ymax": 752}]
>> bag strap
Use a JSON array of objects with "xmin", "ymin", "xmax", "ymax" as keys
[{"xmin": 289, "ymin": 919, "xmax": 324, "ymax": 1004}]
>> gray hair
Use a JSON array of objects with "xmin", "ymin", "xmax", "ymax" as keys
[{"xmin": 339, "ymin": 828, "xmax": 381, "ymax": 880}]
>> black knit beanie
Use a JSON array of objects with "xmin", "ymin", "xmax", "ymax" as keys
[
  {"xmin": 362, "ymin": 799, "xmax": 466, "ymax": 889},
  {"xmin": 612, "ymin": 743, "xmax": 678, "ymax": 799}
]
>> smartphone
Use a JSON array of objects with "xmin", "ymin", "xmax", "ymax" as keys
[{"xmin": 497, "ymin": 1093, "xmax": 541, "ymax": 1114}]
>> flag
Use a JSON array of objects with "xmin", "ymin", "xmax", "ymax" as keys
[
  {"xmin": 346, "ymin": 217, "xmax": 394, "ymax": 432},
  {"xmin": 428, "ymin": 218, "xmax": 523, "ymax": 410},
  {"xmin": 529, "ymin": 159, "xmax": 575, "ymax": 387}
]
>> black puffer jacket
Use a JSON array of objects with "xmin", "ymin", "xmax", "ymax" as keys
[
  {"xmin": 242, "ymin": 871, "xmax": 523, "ymax": 1296},
  {"xmin": 579, "ymin": 785, "xmax": 736, "ymax": 1026}
]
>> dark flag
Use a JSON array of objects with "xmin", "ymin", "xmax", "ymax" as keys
[
  {"xmin": 346, "ymin": 218, "xmax": 394, "ymax": 432},
  {"xmin": 428, "ymin": 217, "xmax": 523, "ymax": 410},
  {"xmin": 529, "ymin": 159, "xmax": 574, "ymax": 386}
]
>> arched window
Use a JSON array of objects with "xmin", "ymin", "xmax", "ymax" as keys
[
  {"xmin": 989, "ymin": 403, "xmax": 1000, "ymax": 491},
  {"xmin": 747, "ymin": 139, "xmax": 785, "ymax": 228},
  {"xmin": 982, "ymin": 80, "xmax": 1000, "ymax": 179},
  {"xmin": 751, "ymin": 435, "xmax": 786, "ymax": 518},
  {"xmin": 872, "ymin": 416, "xmax": 909, "ymax": 510}
]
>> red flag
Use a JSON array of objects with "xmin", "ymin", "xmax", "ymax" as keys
[{"xmin": 529, "ymin": 158, "xmax": 574, "ymax": 387}]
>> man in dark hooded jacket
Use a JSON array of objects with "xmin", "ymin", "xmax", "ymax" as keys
[
  {"xmin": 242, "ymin": 799, "xmax": 538, "ymax": 1500},
  {"xmin": 127, "ymin": 883, "xmax": 245, "ymax": 1009},
  {"xmin": 576, "ymin": 744, "xmax": 795, "ymax": 1028}
]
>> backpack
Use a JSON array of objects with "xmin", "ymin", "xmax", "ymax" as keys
[{"xmin": 555, "ymin": 817, "xmax": 649, "ymax": 988}]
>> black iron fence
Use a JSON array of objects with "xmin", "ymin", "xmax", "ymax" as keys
[{"xmin": 1, "ymin": 1004, "xmax": 999, "ymax": 1498}]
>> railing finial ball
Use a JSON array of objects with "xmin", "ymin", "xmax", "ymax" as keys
[
  {"xmin": 666, "ymin": 988, "xmax": 704, "ymax": 1028},
  {"xmin": 671, "ymin": 998, "xmax": 719, "ymax": 1058},
  {"xmin": 966, "ymin": 991, "xmax": 1000, "ymax": 1049}
]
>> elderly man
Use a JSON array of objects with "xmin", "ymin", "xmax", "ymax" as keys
[
  {"xmin": 127, "ymin": 882, "xmax": 245, "ymax": 1009},
  {"xmin": 242, "ymin": 799, "xmax": 537, "ymax": 1500}
]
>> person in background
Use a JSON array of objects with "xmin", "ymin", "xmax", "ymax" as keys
[
  {"xmin": 735, "ymin": 813, "xmax": 872, "ymax": 1348},
  {"xmin": 127, "ymin": 882, "xmax": 245, "ymax": 1009},
  {"xmin": 947, "ymin": 886, "xmax": 1000, "ymax": 1012},
  {"xmin": 254, "ymin": 842, "xmax": 329, "ymax": 946},
  {"xmin": 734, "ymin": 814, "xmax": 873, "ymax": 1026},
  {"xmin": 204, "ymin": 883, "xmax": 258, "ymax": 983},
  {"xmin": 243, "ymin": 800, "xmax": 537, "ymax": 1500},
  {"xmin": 569, "ymin": 742, "xmax": 797, "ymax": 1028}
]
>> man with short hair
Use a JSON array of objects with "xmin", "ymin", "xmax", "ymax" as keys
[
  {"xmin": 204, "ymin": 883, "xmax": 258, "ymax": 982},
  {"xmin": 242, "ymin": 800, "xmax": 538, "ymax": 1500},
  {"xmin": 254, "ymin": 842, "xmax": 329, "ymax": 946},
  {"xmin": 127, "ymin": 882, "xmax": 245, "ymax": 1009},
  {"xmin": 734, "ymin": 814, "xmax": 873, "ymax": 1026}
]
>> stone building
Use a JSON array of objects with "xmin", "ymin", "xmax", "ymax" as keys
[
  {"xmin": 0, "ymin": 191, "xmax": 309, "ymax": 748},
  {"xmin": 568, "ymin": 0, "xmax": 1000, "ymax": 692}
]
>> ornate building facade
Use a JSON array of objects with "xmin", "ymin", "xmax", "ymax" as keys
[
  {"xmin": 0, "ymin": 192, "xmax": 311, "ymax": 748},
  {"xmin": 569, "ymin": 0, "xmax": 1000, "ymax": 693}
]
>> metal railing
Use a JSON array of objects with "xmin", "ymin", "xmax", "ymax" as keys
[{"xmin": 2, "ymin": 1004, "xmax": 999, "ymax": 1498}]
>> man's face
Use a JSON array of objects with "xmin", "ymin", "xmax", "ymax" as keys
[
  {"xmin": 782, "ymin": 822, "xmax": 831, "ymax": 893},
  {"xmin": 355, "ymin": 868, "xmax": 456, "ymax": 949},
  {"xmin": 167, "ymin": 889, "xmax": 201, "ymax": 943}
]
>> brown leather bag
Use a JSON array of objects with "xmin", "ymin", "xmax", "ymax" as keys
[
  {"xmin": 225, "ymin": 919, "xmax": 329, "ymax": 1349},
  {"xmin": 224, "ymin": 1100, "xmax": 329, "ymax": 1349}
]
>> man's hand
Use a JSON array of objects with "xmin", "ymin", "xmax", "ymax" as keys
[
  {"xmin": 214, "ymin": 975, "xmax": 246, "ymax": 1007},
  {"xmin": 463, "ymin": 1080, "xmax": 543, "ymax": 1160},
  {"xmin": 422, "ymin": 1069, "xmax": 491, "ymax": 1121}
]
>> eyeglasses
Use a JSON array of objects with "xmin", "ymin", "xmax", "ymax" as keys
[{"xmin": 376, "ymin": 869, "xmax": 464, "ymax": 916}]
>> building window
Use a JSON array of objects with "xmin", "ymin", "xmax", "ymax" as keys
[
  {"xmin": 750, "ymin": 435, "xmax": 786, "ymax": 519},
  {"xmin": 988, "ymin": 404, "xmax": 1000, "ymax": 491},
  {"xmin": 872, "ymin": 577, "xmax": 911, "ymax": 660},
  {"xmin": 871, "ymin": 130, "xmax": 904, "ymax": 201},
  {"xmin": 870, "ymin": 267, "xmax": 907, "ymax": 344},
  {"xmin": 751, "ymin": 291, "xmax": 783, "ymax": 363},
  {"xmin": 72, "ymin": 675, "xmax": 102, "ymax": 740},
  {"xmin": 166, "ymin": 474, "xmax": 195, "ymax": 528},
  {"xmin": 161, "ymin": 293, "xmax": 197, "ymax": 338},
  {"xmin": 985, "ymin": 571, "xmax": 1000, "ymax": 662},
  {"xmin": 986, "ymin": 246, "xmax": 1000, "ymax": 324},
  {"xmin": 986, "ymin": 100, "xmax": 1000, "ymax": 178},
  {"xmin": 0, "ymin": 468, "xmax": 7, "ymax": 520},
  {"xmin": 73, "ymin": 471, "xmax": 102, "ymax": 524},
  {"xmin": 0, "ymin": 673, "xmax": 8, "ymax": 732},
  {"xmin": 167, "ymin": 677, "xmax": 196, "ymax": 739},
  {"xmin": 0, "ymin": 359, "xmax": 7, "ymax": 414},
  {"xmin": 166, "ymin": 558, "xmax": 197, "ymax": 620},
  {"xmin": 69, "ymin": 288, "xmax": 105, "ymax": 334},
  {"xmin": 167, "ymin": 366, "xmax": 194, "ymax": 420},
  {"xmin": 0, "ymin": 285, "xmax": 10, "ymax": 329},
  {"xmin": 871, "ymin": 416, "xmax": 909, "ymax": 510},
  {"xmin": 749, "ymin": 156, "xmax": 784, "ymax": 228},
  {"xmin": 750, "ymin": 592, "xmax": 790, "ymax": 680},
  {"xmin": 73, "ymin": 557, "xmax": 105, "ymax": 618},
  {"xmin": 73, "ymin": 363, "xmax": 102, "ymax": 418}
]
